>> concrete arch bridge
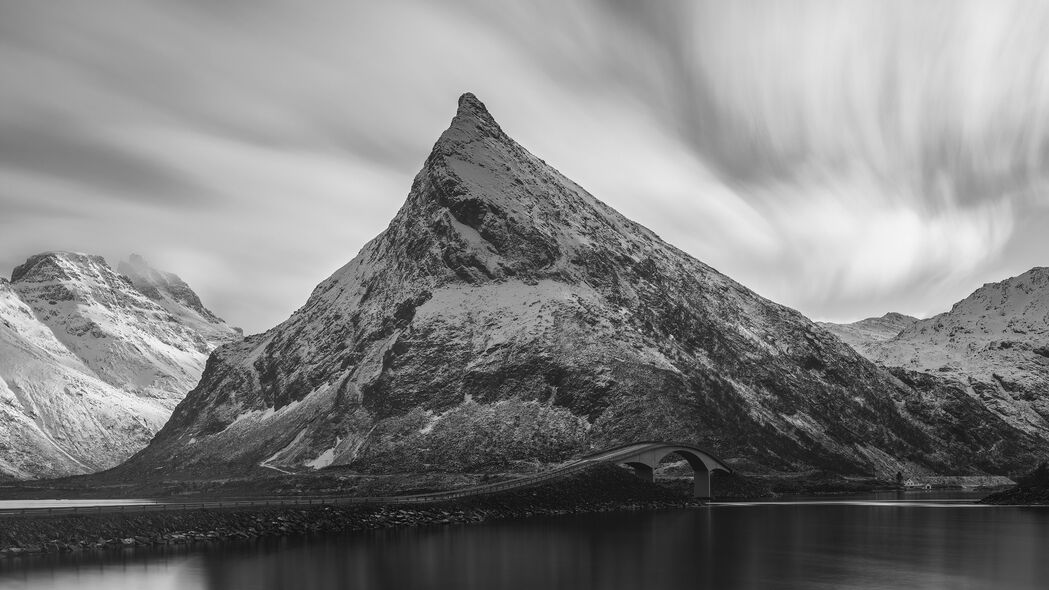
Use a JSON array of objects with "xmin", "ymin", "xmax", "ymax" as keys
[
  {"xmin": 396, "ymin": 440, "xmax": 733, "ymax": 502},
  {"xmin": 582, "ymin": 441, "xmax": 733, "ymax": 499}
]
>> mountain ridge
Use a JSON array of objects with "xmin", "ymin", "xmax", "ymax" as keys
[
  {"xmin": 820, "ymin": 312, "xmax": 919, "ymax": 357},
  {"xmin": 826, "ymin": 267, "xmax": 1049, "ymax": 440},
  {"xmin": 118, "ymin": 253, "xmax": 242, "ymax": 349}
]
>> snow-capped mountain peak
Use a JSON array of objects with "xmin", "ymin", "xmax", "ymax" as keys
[
  {"xmin": 120, "ymin": 93, "xmax": 1045, "ymax": 480},
  {"xmin": 10, "ymin": 251, "xmax": 213, "ymax": 399},
  {"xmin": 0, "ymin": 251, "xmax": 240, "ymax": 480}
]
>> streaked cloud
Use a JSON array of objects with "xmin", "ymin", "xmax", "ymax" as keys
[{"xmin": 1, "ymin": 0, "xmax": 1048, "ymax": 330}]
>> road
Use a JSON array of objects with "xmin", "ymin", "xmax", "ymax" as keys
[{"xmin": 0, "ymin": 441, "xmax": 702, "ymax": 518}]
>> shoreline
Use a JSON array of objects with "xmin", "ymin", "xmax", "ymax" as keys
[
  {"xmin": 0, "ymin": 464, "xmax": 694, "ymax": 559},
  {"xmin": 0, "ymin": 498, "xmax": 704, "ymax": 559},
  {"xmin": 980, "ymin": 464, "xmax": 1049, "ymax": 505},
  {"xmin": 2, "ymin": 464, "xmax": 1018, "ymax": 560},
  {"xmin": 979, "ymin": 487, "xmax": 1049, "ymax": 506}
]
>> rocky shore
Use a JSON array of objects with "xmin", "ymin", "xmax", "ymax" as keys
[
  {"xmin": 982, "ymin": 486, "xmax": 1049, "ymax": 505},
  {"xmin": 981, "ymin": 463, "xmax": 1049, "ymax": 505},
  {"xmin": 0, "ymin": 464, "xmax": 696, "ymax": 558}
]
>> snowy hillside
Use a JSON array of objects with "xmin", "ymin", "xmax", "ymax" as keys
[
  {"xmin": 820, "ymin": 313, "xmax": 918, "ymax": 357},
  {"xmin": 0, "ymin": 252, "xmax": 239, "ymax": 479},
  {"xmin": 858, "ymin": 269, "xmax": 1049, "ymax": 439}
]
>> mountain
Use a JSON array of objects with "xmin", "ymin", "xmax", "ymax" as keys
[
  {"xmin": 0, "ymin": 252, "xmax": 239, "ymax": 479},
  {"xmin": 120, "ymin": 93, "xmax": 1045, "ymax": 480},
  {"xmin": 828, "ymin": 269, "xmax": 1049, "ymax": 441},
  {"xmin": 118, "ymin": 254, "xmax": 242, "ymax": 348},
  {"xmin": 819, "ymin": 313, "xmax": 918, "ymax": 357}
]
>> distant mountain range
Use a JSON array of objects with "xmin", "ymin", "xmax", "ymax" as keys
[
  {"xmin": 0, "ymin": 252, "xmax": 238, "ymax": 479},
  {"xmin": 818, "ymin": 313, "xmax": 918, "ymax": 356},
  {"xmin": 111, "ymin": 93, "xmax": 1047, "ymax": 482},
  {"xmin": 823, "ymin": 268, "xmax": 1049, "ymax": 444}
]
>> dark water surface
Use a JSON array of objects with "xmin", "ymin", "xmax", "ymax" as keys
[{"xmin": 2, "ymin": 493, "xmax": 1048, "ymax": 589}]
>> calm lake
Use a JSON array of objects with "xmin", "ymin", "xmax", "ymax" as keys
[{"xmin": 2, "ymin": 493, "xmax": 1047, "ymax": 589}]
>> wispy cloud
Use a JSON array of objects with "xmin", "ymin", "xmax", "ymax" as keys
[{"xmin": 1, "ymin": 1, "xmax": 1047, "ymax": 330}]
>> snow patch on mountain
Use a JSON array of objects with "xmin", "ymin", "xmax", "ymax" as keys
[{"xmin": 305, "ymin": 437, "xmax": 342, "ymax": 470}]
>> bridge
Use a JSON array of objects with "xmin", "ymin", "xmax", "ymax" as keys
[
  {"xmin": 592, "ymin": 441, "xmax": 733, "ymax": 498},
  {"xmin": 0, "ymin": 441, "xmax": 731, "ymax": 517},
  {"xmin": 389, "ymin": 440, "xmax": 732, "ymax": 502}
]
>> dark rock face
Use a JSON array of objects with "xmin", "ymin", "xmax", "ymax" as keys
[
  {"xmin": 887, "ymin": 367, "xmax": 1044, "ymax": 472},
  {"xmin": 121, "ymin": 93, "xmax": 1044, "ymax": 479},
  {"xmin": 982, "ymin": 462, "xmax": 1049, "ymax": 505}
]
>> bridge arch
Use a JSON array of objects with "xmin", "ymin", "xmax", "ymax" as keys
[{"xmin": 610, "ymin": 442, "xmax": 731, "ymax": 499}]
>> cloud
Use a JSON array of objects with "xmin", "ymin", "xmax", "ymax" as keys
[
  {"xmin": 588, "ymin": 0, "xmax": 1049, "ymax": 318},
  {"xmin": 0, "ymin": 123, "xmax": 208, "ymax": 204},
  {"xmin": 1, "ymin": 0, "xmax": 1048, "ymax": 330},
  {"xmin": 750, "ymin": 169, "xmax": 1017, "ymax": 316},
  {"xmin": 606, "ymin": 0, "xmax": 1049, "ymax": 203}
]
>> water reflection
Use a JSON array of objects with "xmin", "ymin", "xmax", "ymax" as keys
[{"xmin": 3, "ymin": 499, "xmax": 1048, "ymax": 589}]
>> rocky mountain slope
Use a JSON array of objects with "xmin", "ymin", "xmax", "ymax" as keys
[
  {"xmin": 827, "ymin": 269, "xmax": 1049, "ymax": 442},
  {"xmin": 118, "ymin": 254, "xmax": 242, "ymax": 349},
  {"xmin": 820, "ymin": 313, "xmax": 917, "ymax": 357},
  {"xmin": 0, "ymin": 252, "xmax": 239, "ymax": 479},
  {"xmin": 120, "ymin": 93, "xmax": 1045, "ymax": 480}
]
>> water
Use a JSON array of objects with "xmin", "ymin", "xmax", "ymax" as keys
[{"xmin": 2, "ymin": 493, "xmax": 1048, "ymax": 589}]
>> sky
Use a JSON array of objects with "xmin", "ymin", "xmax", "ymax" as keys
[{"xmin": 2, "ymin": 0, "xmax": 1049, "ymax": 333}]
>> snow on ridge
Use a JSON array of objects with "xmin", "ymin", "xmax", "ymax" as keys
[{"xmin": 221, "ymin": 398, "xmax": 303, "ymax": 434}]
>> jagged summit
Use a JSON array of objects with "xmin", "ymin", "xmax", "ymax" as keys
[
  {"xmin": 372, "ymin": 91, "xmax": 669, "ymax": 288},
  {"xmin": 427, "ymin": 92, "xmax": 506, "ymax": 162},
  {"xmin": 457, "ymin": 91, "xmax": 484, "ymax": 112},
  {"xmin": 454, "ymin": 92, "xmax": 500, "ymax": 130},
  {"xmin": 11, "ymin": 251, "xmax": 105, "ymax": 283}
]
